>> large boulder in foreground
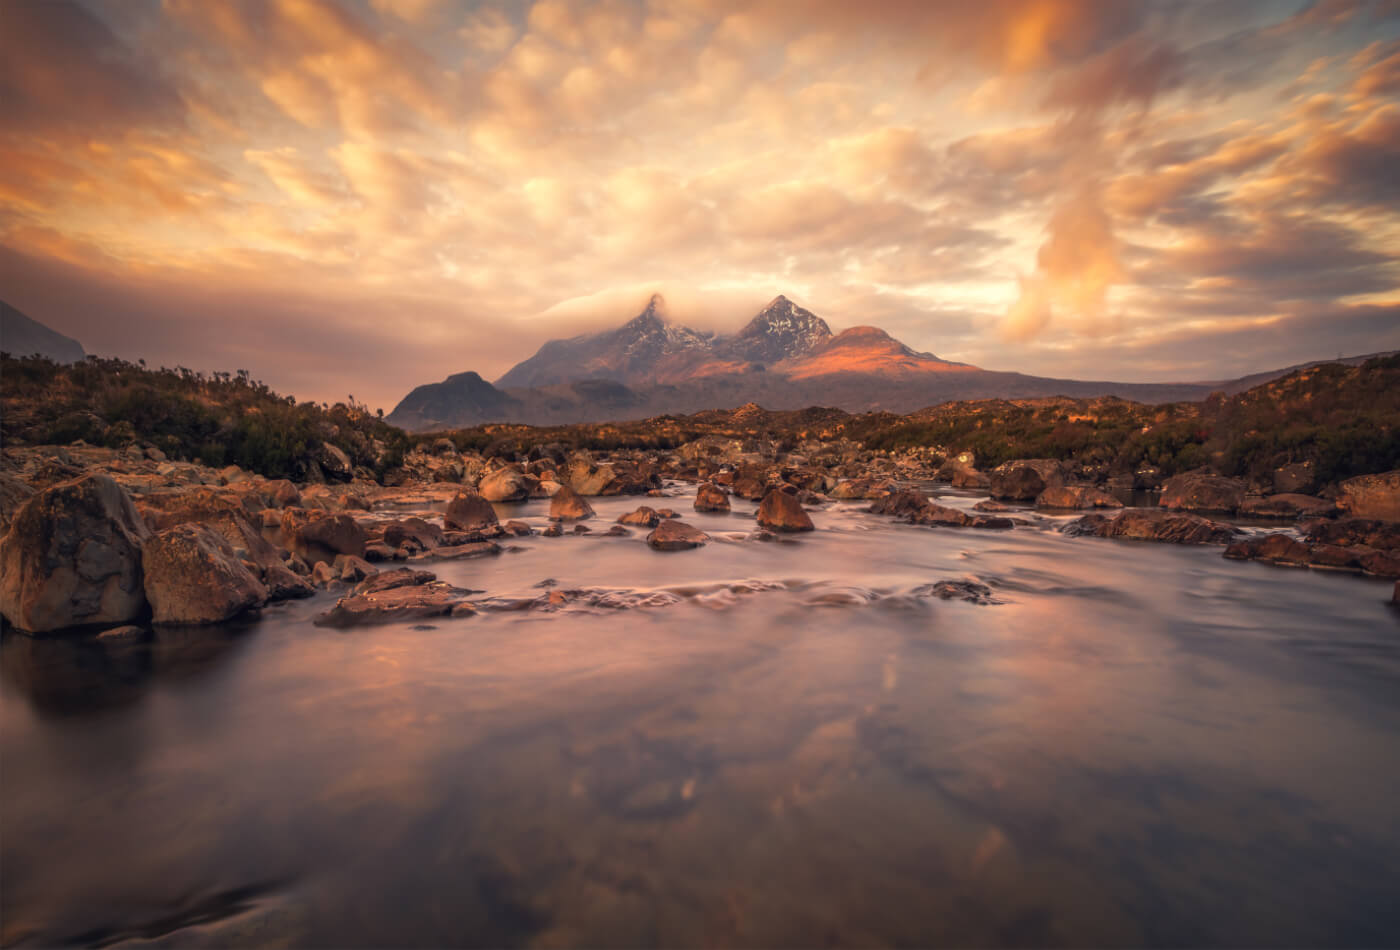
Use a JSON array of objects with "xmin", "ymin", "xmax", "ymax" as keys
[
  {"xmin": 1065, "ymin": 509, "xmax": 1240, "ymax": 545},
  {"xmin": 445, "ymin": 490, "xmax": 498, "ymax": 532},
  {"xmin": 646, "ymin": 520, "xmax": 711, "ymax": 551},
  {"xmin": 142, "ymin": 524, "xmax": 268, "ymax": 624},
  {"xmin": 315, "ymin": 568, "xmax": 476, "ymax": 627},
  {"xmin": 988, "ymin": 460, "xmax": 1064, "ymax": 501},
  {"xmin": 757, "ymin": 488, "xmax": 814, "ymax": 532},
  {"xmin": 1159, "ymin": 473, "xmax": 1246, "ymax": 514},
  {"xmin": 1036, "ymin": 485, "xmax": 1123, "ymax": 510},
  {"xmin": 549, "ymin": 484, "xmax": 595, "ymax": 521},
  {"xmin": 0, "ymin": 474, "xmax": 152, "ymax": 633},
  {"xmin": 1337, "ymin": 470, "xmax": 1400, "ymax": 522}
]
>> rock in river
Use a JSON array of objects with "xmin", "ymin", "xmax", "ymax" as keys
[
  {"xmin": 988, "ymin": 459, "xmax": 1064, "ymax": 501},
  {"xmin": 315, "ymin": 568, "xmax": 477, "ymax": 627},
  {"xmin": 549, "ymin": 484, "xmax": 595, "ymax": 521},
  {"xmin": 1065, "ymin": 509, "xmax": 1240, "ymax": 545},
  {"xmin": 142, "ymin": 523, "xmax": 268, "ymax": 624},
  {"xmin": 445, "ymin": 490, "xmax": 499, "ymax": 532},
  {"xmin": 618, "ymin": 506, "xmax": 661, "ymax": 527},
  {"xmin": 1159, "ymin": 473, "xmax": 1246, "ymax": 514},
  {"xmin": 1035, "ymin": 484, "xmax": 1123, "ymax": 510},
  {"xmin": 757, "ymin": 487, "xmax": 814, "ymax": 532},
  {"xmin": 693, "ymin": 483, "xmax": 731, "ymax": 513},
  {"xmin": 1337, "ymin": 470, "xmax": 1400, "ymax": 522},
  {"xmin": 0, "ymin": 473, "xmax": 152, "ymax": 633},
  {"xmin": 647, "ymin": 520, "xmax": 710, "ymax": 551}
]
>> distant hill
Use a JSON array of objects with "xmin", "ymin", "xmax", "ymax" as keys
[
  {"xmin": 387, "ymin": 293, "xmax": 1393, "ymax": 431},
  {"xmin": 0, "ymin": 301, "xmax": 84, "ymax": 363}
]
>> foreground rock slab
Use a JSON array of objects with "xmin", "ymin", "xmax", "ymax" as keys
[
  {"xmin": 0, "ymin": 473, "xmax": 152, "ymax": 633},
  {"xmin": 315, "ymin": 568, "xmax": 478, "ymax": 627},
  {"xmin": 143, "ymin": 523, "xmax": 268, "ymax": 624},
  {"xmin": 1066, "ymin": 509, "xmax": 1240, "ymax": 545}
]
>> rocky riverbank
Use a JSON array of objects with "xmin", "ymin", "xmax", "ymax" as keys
[{"xmin": 3, "ymin": 435, "xmax": 1399, "ymax": 638}]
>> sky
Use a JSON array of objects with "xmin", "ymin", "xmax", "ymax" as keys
[{"xmin": 1, "ymin": 0, "xmax": 1399, "ymax": 411}]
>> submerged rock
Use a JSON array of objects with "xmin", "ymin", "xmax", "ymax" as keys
[
  {"xmin": 1065, "ymin": 509, "xmax": 1240, "ymax": 545},
  {"xmin": 646, "ymin": 520, "xmax": 710, "ymax": 551},
  {"xmin": 142, "ymin": 524, "xmax": 268, "ymax": 624},
  {"xmin": 757, "ymin": 488, "xmax": 814, "ymax": 532},
  {"xmin": 0, "ymin": 474, "xmax": 152, "ymax": 633},
  {"xmin": 315, "ymin": 568, "xmax": 476, "ymax": 627},
  {"xmin": 912, "ymin": 580, "xmax": 1002, "ymax": 605}
]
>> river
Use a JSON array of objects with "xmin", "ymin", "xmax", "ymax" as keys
[{"xmin": 3, "ymin": 487, "xmax": 1398, "ymax": 947}]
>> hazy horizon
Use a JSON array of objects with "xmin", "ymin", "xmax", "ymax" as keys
[{"xmin": 3, "ymin": 0, "xmax": 1399, "ymax": 410}]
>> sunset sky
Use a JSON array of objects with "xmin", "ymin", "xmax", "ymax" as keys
[{"xmin": 2, "ymin": 0, "xmax": 1398, "ymax": 410}]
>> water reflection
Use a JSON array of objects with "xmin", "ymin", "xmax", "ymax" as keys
[{"xmin": 2, "ymin": 495, "xmax": 1399, "ymax": 948}]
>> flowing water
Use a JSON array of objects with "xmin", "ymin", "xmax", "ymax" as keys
[{"xmin": 3, "ymin": 488, "xmax": 1399, "ymax": 948}]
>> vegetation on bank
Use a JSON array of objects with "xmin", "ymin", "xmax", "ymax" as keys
[
  {"xmin": 0, "ymin": 355, "xmax": 410, "ymax": 480},
  {"xmin": 3, "ymin": 352, "xmax": 1397, "ymax": 489}
]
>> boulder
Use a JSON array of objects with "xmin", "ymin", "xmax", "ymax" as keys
[
  {"xmin": 1223, "ymin": 534, "xmax": 1312, "ymax": 566},
  {"xmin": 988, "ymin": 460, "xmax": 1064, "ymax": 501},
  {"xmin": 284, "ymin": 511, "xmax": 367, "ymax": 561},
  {"xmin": 972, "ymin": 500, "xmax": 1014, "ymax": 512},
  {"xmin": 618, "ymin": 506, "xmax": 661, "ymax": 527},
  {"xmin": 266, "ymin": 479, "xmax": 302, "ymax": 509},
  {"xmin": 0, "ymin": 474, "xmax": 36, "ymax": 533},
  {"xmin": 1065, "ymin": 509, "xmax": 1240, "ymax": 545},
  {"xmin": 479, "ymin": 465, "xmax": 533, "ymax": 503},
  {"xmin": 142, "ymin": 524, "xmax": 268, "ymax": 624},
  {"xmin": 1159, "ymin": 473, "xmax": 1246, "ymax": 514},
  {"xmin": 381, "ymin": 517, "xmax": 442, "ymax": 551},
  {"xmin": 315, "ymin": 569, "xmax": 476, "ymax": 627},
  {"xmin": 411, "ymin": 541, "xmax": 500, "ymax": 561},
  {"xmin": 334, "ymin": 554, "xmax": 377, "ymax": 583},
  {"xmin": 502, "ymin": 520, "xmax": 534, "ymax": 537},
  {"xmin": 694, "ymin": 483, "xmax": 731, "ymax": 512},
  {"xmin": 1272, "ymin": 461, "xmax": 1316, "ymax": 495},
  {"xmin": 318, "ymin": 442, "xmax": 353, "ymax": 481},
  {"xmin": 549, "ymin": 484, "xmax": 595, "ymax": 521},
  {"xmin": 1035, "ymin": 485, "xmax": 1123, "ymax": 510},
  {"xmin": 1337, "ymin": 470, "xmax": 1400, "ymax": 522},
  {"xmin": 0, "ymin": 474, "xmax": 152, "ymax": 633},
  {"xmin": 1238, "ymin": 494, "xmax": 1337, "ymax": 520},
  {"xmin": 950, "ymin": 466, "xmax": 990, "ymax": 490},
  {"xmin": 909, "ymin": 505, "xmax": 1013, "ymax": 530},
  {"xmin": 445, "ymin": 491, "xmax": 499, "ymax": 532},
  {"xmin": 868, "ymin": 489, "xmax": 932, "ymax": 518},
  {"xmin": 646, "ymin": 520, "xmax": 711, "ymax": 551},
  {"xmin": 830, "ymin": 478, "xmax": 894, "ymax": 500},
  {"xmin": 757, "ymin": 488, "xmax": 814, "ymax": 532}
]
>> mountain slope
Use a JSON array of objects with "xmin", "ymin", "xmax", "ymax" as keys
[
  {"xmin": 716, "ymin": 295, "xmax": 832, "ymax": 365},
  {"xmin": 387, "ymin": 371, "xmax": 520, "ymax": 431},
  {"xmin": 0, "ymin": 301, "xmax": 85, "ymax": 363},
  {"xmin": 780, "ymin": 326, "xmax": 974, "ymax": 379}
]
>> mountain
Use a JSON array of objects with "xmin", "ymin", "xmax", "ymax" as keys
[
  {"xmin": 495, "ymin": 294, "xmax": 717, "ymax": 389},
  {"xmin": 0, "ymin": 301, "xmax": 85, "ymax": 363},
  {"xmin": 716, "ymin": 295, "xmax": 832, "ymax": 365},
  {"xmin": 390, "ymin": 293, "xmax": 1390, "ymax": 430}
]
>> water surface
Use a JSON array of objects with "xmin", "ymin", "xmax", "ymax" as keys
[{"xmin": 4, "ymin": 490, "xmax": 1399, "ymax": 947}]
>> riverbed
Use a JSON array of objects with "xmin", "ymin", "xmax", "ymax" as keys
[{"xmin": 3, "ymin": 488, "xmax": 1398, "ymax": 947}]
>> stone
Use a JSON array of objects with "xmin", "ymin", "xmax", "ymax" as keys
[
  {"xmin": 266, "ymin": 479, "xmax": 302, "ymax": 509},
  {"xmin": 1159, "ymin": 473, "xmax": 1246, "ymax": 514},
  {"xmin": 1360, "ymin": 550, "xmax": 1400, "ymax": 578},
  {"xmin": 411, "ymin": 541, "xmax": 500, "ymax": 561},
  {"xmin": 0, "ymin": 474, "xmax": 152, "ymax": 633},
  {"xmin": 311, "ymin": 561, "xmax": 337, "ymax": 587},
  {"xmin": 0, "ymin": 473, "xmax": 36, "ymax": 533},
  {"xmin": 757, "ymin": 488, "xmax": 814, "ymax": 532},
  {"xmin": 542, "ymin": 524, "xmax": 563, "ymax": 537},
  {"xmin": 381, "ymin": 518, "xmax": 442, "ymax": 551},
  {"xmin": 315, "ymin": 569, "xmax": 476, "ymax": 627},
  {"xmin": 618, "ymin": 506, "xmax": 661, "ymax": 527},
  {"xmin": 912, "ymin": 580, "xmax": 1001, "ymax": 605},
  {"xmin": 950, "ymin": 466, "xmax": 990, "ymax": 490},
  {"xmin": 830, "ymin": 478, "xmax": 894, "ymax": 500},
  {"xmin": 1035, "ymin": 484, "xmax": 1123, "ymax": 510},
  {"xmin": 693, "ymin": 483, "xmax": 731, "ymax": 512},
  {"xmin": 972, "ymin": 499, "xmax": 1014, "ymax": 512},
  {"xmin": 318, "ymin": 442, "xmax": 353, "ymax": 481},
  {"xmin": 1238, "ymin": 494, "xmax": 1338, "ymax": 520},
  {"xmin": 478, "ymin": 466, "xmax": 533, "ymax": 503},
  {"xmin": 549, "ymin": 484, "xmax": 595, "ymax": 521},
  {"xmin": 988, "ymin": 460, "xmax": 1064, "ymax": 501},
  {"xmin": 1337, "ymin": 470, "xmax": 1400, "ymax": 522},
  {"xmin": 646, "ymin": 520, "xmax": 711, "ymax": 550},
  {"xmin": 1065, "ymin": 509, "xmax": 1240, "ymax": 545},
  {"xmin": 142, "ymin": 524, "xmax": 268, "ymax": 624},
  {"xmin": 284, "ymin": 511, "xmax": 367, "ymax": 561},
  {"xmin": 868, "ymin": 489, "xmax": 932, "ymax": 518},
  {"xmin": 1223, "ymin": 533, "xmax": 1312, "ymax": 566},
  {"xmin": 502, "ymin": 520, "xmax": 534, "ymax": 537},
  {"xmin": 604, "ymin": 525, "xmax": 630, "ymax": 536},
  {"xmin": 445, "ymin": 490, "xmax": 499, "ymax": 532},
  {"xmin": 334, "ymin": 554, "xmax": 377, "ymax": 583},
  {"xmin": 1272, "ymin": 461, "xmax": 1316, "ymax": 495},
  {"xmin": 97, "ymin": 624, "xmax": 147, "ymax": 642}
]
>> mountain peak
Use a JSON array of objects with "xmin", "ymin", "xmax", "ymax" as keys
[{"xmin": 725, "ymin": 295, "xmax": 832, "ymax": 365}]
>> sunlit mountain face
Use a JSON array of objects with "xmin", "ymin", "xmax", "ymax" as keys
[{"xmin": 1, "ymin": 0, "xmax": 1398, "ymax": 410}]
